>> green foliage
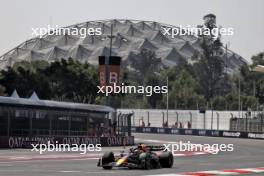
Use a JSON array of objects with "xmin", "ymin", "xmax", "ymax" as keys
[
  {"xmin": 242, "ymin": 96, "xmax": 258, "ymax": 110},
  {"xmin": 251, "ymin": 52, "xmax": 264, "ymax": 67},
  {"xmin": 0, "ymin": 85, "xmax": 6, "ymax": 96},
  {"xmin": 168, "ymin": 69, "xmax": 199, "ymax": 109},
  {"xmin": 0, "ymin": 46, "xmax": 263, "ymax": 110},
  {"xmin": 0, "ymin": 59, "xmax": 98, "ymax": 103},
  {"xmin": 130, "ymin": 49, "xmax": 161, "ymax": 79},
  {"xmin": 0, "ymin": 61, "xmax": 51, "ymax": 98},
  {"xmin": 144, "ymin": 74, "xmax": 163, "ymax": 108},
  {"xmin": 212, "ymin": 96, "xmax": 226, "ymax": 110},
  {"xmin": 225, "ymin": 92, "xmax": 239, "ymax": 110},
  {"xmin": 193, "ymin": 33, "xmax": 225, "ymax": 101}
]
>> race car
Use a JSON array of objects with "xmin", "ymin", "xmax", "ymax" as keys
[{"xmin": 97, "ymin": 144, "xmax": 174, "ymax": 170}]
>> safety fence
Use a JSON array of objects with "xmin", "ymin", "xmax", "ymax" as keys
[
  {"xmin": 131, "ymin": 126, "xmax": 264, "ymax": 140},
  {"xmin": 118, "ymin": 109, "xmax": 256, "ymax": 130}
]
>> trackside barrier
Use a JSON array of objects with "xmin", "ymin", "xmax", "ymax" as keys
[
  {"xmin": 0, "ymin": 136, "xmax": 135, "ymax": 148},
  {"xmin": 131, "ymin": 127, "xmax": 264, "ymax": 140}
]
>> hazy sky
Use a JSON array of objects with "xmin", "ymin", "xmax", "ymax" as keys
[{"xmin": 0, "ymin": 0, "xmax": 263, "ymax": 62}]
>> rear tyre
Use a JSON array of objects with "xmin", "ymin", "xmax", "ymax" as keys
[
  {"xmin": 102, "ymin": 151, "xmax": 115, "ymax": 169},
  {"xmin": 159, "ymin": 152, "xmax": 173, "ymax": 168}
]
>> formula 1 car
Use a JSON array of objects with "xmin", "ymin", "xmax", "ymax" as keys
[{"xmin": 97, "ymin": 144, "xmax": 173, "ymax": 170}]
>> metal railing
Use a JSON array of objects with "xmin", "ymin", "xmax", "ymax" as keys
[{"xmin": 118, "ymin": 109, "xmax": 254, "ymax": 131}]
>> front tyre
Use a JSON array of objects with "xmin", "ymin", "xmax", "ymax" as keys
[{"xmin": 102, "ymin": 151, "xmax": 115, "ymax": 170}]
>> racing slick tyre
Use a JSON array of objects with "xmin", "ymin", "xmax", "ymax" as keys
[
  {"xmin": 102, "ymin": 151, "xmax": 115, "ymax": 170},
  {"xmin": 139, "ymin": 153, "xmax": 152, "ymax": 170},
  {"xmin": 159, "ymin": 152, "xmax": 173, "ymax": 168}
]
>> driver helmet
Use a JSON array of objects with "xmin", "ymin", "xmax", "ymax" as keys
[{"xmin": 138, "ymin": 144, "xmax": 147, "ymax": 152}]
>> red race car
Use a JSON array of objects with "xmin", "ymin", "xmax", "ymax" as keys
[{"xmin": 97, "ymin": 144, "xmax": 174, "ymax": 170}]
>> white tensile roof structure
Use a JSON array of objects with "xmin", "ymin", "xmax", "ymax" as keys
[
  {"xmin": 0, "ymin": 19, "xmax": 247, "ymax": 72},
  {"xmin": 1, "ymin": 90, "xmax": 114, "ymax": 113}
]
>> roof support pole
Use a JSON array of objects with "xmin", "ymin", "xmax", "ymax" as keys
[
  {"xmin": 68, "ymin": 112, "xmax": 71, "ymax": 136},
  {"xmin": 7, "ymin": 107, "xmax": 10, "ymax": 136},
  {"xmin": 29, "ymin": 109, "xmax": 33, "ymax": 136},
  {"xmin": 49, "ymin": 112, "xmax": 52, "ymax": 136}
]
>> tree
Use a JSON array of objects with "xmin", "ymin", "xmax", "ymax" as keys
[
  {"xmin": 144, "ymin": 74, "xmax": 163, "ymax": 108},
  {"xmin": 0, "ymin": 62, "xmax": 51, "ymax": 98},
  {"xmin": 194, "ymin": 14, "xmax": 225, "ymax": 101},
  {"xmin": 251, "ymin": 52, "xmax": 264, "ymax": 67},
  {"xmin": 224, "ymin": 92, "xmax": 236, "ymax": 110},
  {"xmin": 168, "ymin": 69, "xmax": 199, "ymax": 109},
  {"xmin": 0, "ymin": 59, "xmax": 99, "ymax": 104},
  {"xmin": 193, "ymin": 42, "xmax": 224, "ymax": 100},
  {"xmin": 130, "ymin": 49, "xmax": 161, "ymax": 80},
  {"xmin": 44, "ymin": 58, "xmax": 98, "ymax": 103},
  {"xmin": 242, "ymin": 96, "xmax": 258, "ymax": 111},
  {"xmin": 212, "ymin": 96, "xmax": 226, "ymax": 110},
  {"xmin": 0, "ymin": 85, "xmax": 6, "ymax": 96}
]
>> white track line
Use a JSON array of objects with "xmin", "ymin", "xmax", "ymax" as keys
[{"xmin": 143, "ymin": 167, "xmax": 264, "ymax": 176}]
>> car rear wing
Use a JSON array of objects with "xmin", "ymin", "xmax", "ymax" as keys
[{"xmin": 147, "ymin": 145, "xmax": 166, "ymax": 151}]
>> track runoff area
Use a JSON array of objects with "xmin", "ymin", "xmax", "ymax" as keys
[{"xmin": 0, "ymin": 133, "xmax": 263, "ymax": 176}]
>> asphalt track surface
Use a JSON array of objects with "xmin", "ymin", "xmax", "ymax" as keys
[{"xmin": 0, "ymin": 133, "xmax": 264, "ymax": 176}]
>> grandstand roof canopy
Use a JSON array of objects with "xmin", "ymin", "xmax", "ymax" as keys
[
  {"xmin": 0, "ymin": 93, "xmax": 114, "ymax": 113},
  {"xmin": 0, "ymin": 19, "xmax": 248, "ymax": 72}
]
